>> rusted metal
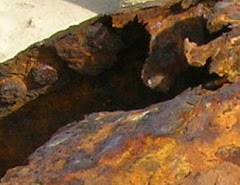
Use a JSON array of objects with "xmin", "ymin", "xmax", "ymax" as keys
[
  {"xmin": 185, "ymin": 0, "xmax": 240, "ymax": 83},
  {"xmin": 0, "ymin": 0, "xmax": 224, "ymax": 116},
  {"xmin": 1, "ymin": 0, "xmax": 240, "ymax": 184},
  {"xmin": 141, "ymin": 4, "xmax": 209, "ymax": 92},
  {"xmin": 53, "ymin": 22, "xmax": 123, "ymax": 75},
  {"xmin": 2, "ymin": 83, "xmax": 240, "ymax": 184},
  {"xmin": 0, "ymin": 17, "xmax": 123, "ymax": 117}
]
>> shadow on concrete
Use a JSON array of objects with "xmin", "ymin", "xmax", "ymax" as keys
[{"xmin": 62, "ymin": 0, "xmax": 121, "ymax": 14}]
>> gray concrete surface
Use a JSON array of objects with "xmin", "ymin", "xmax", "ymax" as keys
[
  {"xmin": 0, "ymin": 0, "xmax": 161, "ymax": 63},
  {"xmin": 0, "ymin": 0, "xmax": 122, "ymax": 63}
]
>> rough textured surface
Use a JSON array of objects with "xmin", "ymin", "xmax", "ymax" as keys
[
  {"xmin": 0, "ymin": 0, "xmax": 135, "ymax": 63},
  {"xmin": 1, "ymin": 0, "xmax": 240, "ymax": 184},
  {"xmin": 0, "ymin": 17, "xmax": 159, "ymax": 177},
  {"xmin": 0, "ymin": 17, "xmax": 123, "ymax": 117},
  {"xmin": 53, "ymin": 22, "xmax": 123, "ymax": 75},
  {"xmin": 121, "ymin": 0, "xmax": 199, "ymax": 9},
  {"xmin": 141, "ymin": 4, "xmax": 208, "ymax": 92},
  {"xmin": 182, "ymin": 162, "xmax": 240, "ymax": 185},
  {"xmin": 0, "ymin": 0, "xmax": 212, "ymax": 117},
  {"xmin": 185, "ymin": 0, "xmax": 240, "ymax": 83},
  {"xmin": 0, "ymin": 0, "xmax": 97, "ymax": 63},
  {"xmin": 2, "ymin": 83, "xmax": 240, "ymax": 184},
  {"xmin": 0, "ymin": 0, "xmax": 219, "ymax": 118},
  {"xmin": 114, "ymin": 1, "xmax": 217, "ymax": 92},
  {"xmin": 0, "ymin": 0, "xmax": 198, "ymax": 63}
]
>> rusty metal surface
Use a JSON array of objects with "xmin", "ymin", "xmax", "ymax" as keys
[
  {"xmin": 0, "ymin": 17, "xmax": 123, "ymax": 117},
  {"xmin": 185, "ymin": 0, "xmax": 240, "ymax": 83},
  {"xmin": 141, "ymin": 4, "xmax": 209, "ymax": 92},
  {"xmin": 1, "ymin": 83, "xmax": 240, "ymax": 184},
  {"xmin": 0, "ymin": 0, "xmax": 213, "ymax": 117},
  {"xmin": 0, "ymin": 0, "xmax": 222, "ymax": 116},
  {"xmin": 52, "ymin": 22, "xmax": 123, "ymax": 75},
  {"xmin": 0, "ymin": 17, "xmax": 158, "ymax": 178},
  {"xmin": 1, "ymin": 0, "xmax": 240, "ymax": 184}
]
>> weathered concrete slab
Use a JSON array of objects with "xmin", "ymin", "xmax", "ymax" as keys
[{"xmin": 0, "ymin": 0, "xmax": 121, "ymax": 63}]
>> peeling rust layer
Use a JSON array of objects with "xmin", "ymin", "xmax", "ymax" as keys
[
  {"xmin": 1, "ymin": 0, "xmax": 240, "ymax": 183},
  {"xmin": 0, "ymin": 17, "xmax": 123, "ymax": 117},
  {"xmin": 0, "ymin": 19, "xmax": 158, "ymax": 177},
  {"xmin": 185, "ymin": 0, "xmax": 240, "ymax": 83},
  {"xmin": 116, "ymin": 0, "xmax": 240, "ymax": 92},
  {"xmin": 0, "ymin": 0, "xmax": 225, "ymax": 116},
  {"xmin": 52, "ymin": 22, "xmax": 123, "ymax": 75},
  {"xmin": 2, "ymin": 83, "xmax": 240, "ymax": 184},
  {"xmin": 141, "ymin": 4, "xmax": 209, "ymax": 92},
  {"xmin": 115, "ymin": 1, "xmax": 220, "ymax": 92}
]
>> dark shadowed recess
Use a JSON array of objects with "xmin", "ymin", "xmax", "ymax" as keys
[{"xmin": 0, "ymin": 14, "xmax": 225, "ymax": 177}]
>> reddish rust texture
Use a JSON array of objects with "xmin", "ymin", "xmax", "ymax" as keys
[
  {"xmin": 207, "ymin": 0, "xmax": 240, "ymax": 33},
  {"xmin": 0, "ymin": 76, "xmax": 27, "ymax": 105},
  {"xmin": 181, "ymin": 162, "xmax": 240, "ymax": 185},
  {"xmin": 30, "ymin": 62, "xmax": 58, "ymax": 86},
  {"xmin": 185, "ymin": 0, "xmax": 240, "ymax": 84},
  {"xmin": 185, "ymin": 26, "xmax": 240, "ymax": 82},
  {"xmin": 141, "ymin": 4, "xmax": 209, "ymax": 92},
  {"xmin": 0, "ymin": 0, "xmax": 224, "ymax": 116},
  {"xmin": 112, "ymin": 6, "xmax": 170, "ymax": 29},
  {"xmin": 52, "ymin": 21, "xmax": 123, "ymax": 75},
  {"xmin": 0, "ymin": 47, "xmax": 164, "ymax": 180},
  {"xmin": 215, "ymin": 145, "xmax": 240, "ymax": 165},
  {"xmin": 0, "ymin": 17, "xmax": 123, "ymax": 117},
  {"xmin": 2, "ymin": 83, "xmax": 240, "ymax": 184},
  {"xmin": 114, "ymin": 1, "xmax": 216, "ymax": 92},
  {"xmin": 139, "ymin": 0, "xmax": 240, "ymax": 92},
  {"xmin": 1, "ymin": 0, "xmax": 240, "ymax": 184},
  {"xmin": 0, "ymin": 9, "xmax": 158, "ymax": 178},
  {"xmin": 0, "ymin": 46, "xmax": 64, "ymax": 117}
]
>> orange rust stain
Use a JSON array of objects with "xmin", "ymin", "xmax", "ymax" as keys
[
  {"xmin": 179, "ymin": 99, "xmax": 240, "ymax": 174},
  {"xmin": 77, "ymin": 124, "xmax": 114, "ymax": 154},
  {"xmin": 146, "ymin": 5, "xmax": 205, "ymax": 35},
  {"xmin": 63, "ymin": 98, "xmax": 240, "ymax": 184},
  {"xmin": 112, "ymin": 7, "xmax": 168, "ymax": 29},
  {"xmin": 213, "ymin": 101, "xmax": 240, "ymax": 130},
  {"xmin": 65, "ymin": 137, "xmax": 178, "ymax": 184},
  {"xmin": 105, "ymin": 137, "xmax": 191, "ymax": 185},
  {"xmin": 64, "ymin": 136, "xmax": 191, "ymax": 185},
  {"xmin": 51, "ymin": 159, "xmax": 66, "ymax": 171}
]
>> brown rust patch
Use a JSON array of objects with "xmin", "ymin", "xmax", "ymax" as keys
[
  {"xmin": 1, "ymin": 0, "xmax": 240, "ymax": 184},
  {"xmin": 185, "ymin": 0, "xmax": 240, "ymax": 85},
  {"xmin": 2, "ymin": 82, "xmax": 240, "ymax": 184},
  {"xmin": 53, "ymin": 22, "xmax": 123, "ymax": 75}
]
